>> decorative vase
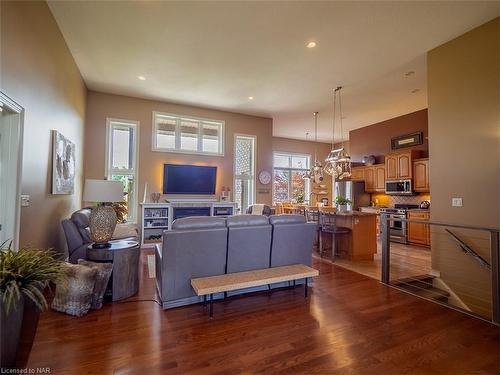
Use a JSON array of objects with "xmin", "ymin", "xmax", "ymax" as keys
[
  {"xmin": 89, "ymin": 205, "xmax": 117, "ymax": 246},
  {"xmin": 1, "ymin": 296, "xmax": 40, "ymax": 369},
  {"xmin": 337, "ymin": 204, "xmax": 348, "ymax": 212}
]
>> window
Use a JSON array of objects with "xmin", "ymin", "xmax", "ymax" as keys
[
  {"xmin": 234, "ymin": 135, "xmax": 256, "ymax": 212},
  {"xmin": 153, "ymin": 111, "xmax": 224, "ymax": 155},
  {"xmin": 106, "ymin": 119, "xmax": 139, "ymax": 222},
  {"xmin": 273, "ymin": 152, "xmax": 311, "ymax": 204}
]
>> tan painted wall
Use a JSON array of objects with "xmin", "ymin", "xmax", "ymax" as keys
[
  {"xmin": 0, "ymin": 1, "xmax": 87, "ymax": 251},
  {"xmin": 84, "ymin": 91, "xmax": 274, "ymax": 216},
  {"xmin": 427, "ymin": 18, "xmax": 499, "ymax": 318},
  {"xmin": 349, "ymin": 109, "xmax": 428, "ymax": 164}
]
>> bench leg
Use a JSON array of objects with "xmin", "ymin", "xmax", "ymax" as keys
[
  {"xmin": 203, "ymin": 295, "xmax": 207, "ymax": 307},
  {"xmin": 304, "ymin": 278, "xmax": 308, "ymax": 298},
  {"xmin": 209, "ymin": 293, "xmax": 214, "ymax": 318}
]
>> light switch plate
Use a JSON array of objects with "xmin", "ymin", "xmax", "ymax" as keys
[
  {"xmin": 21, "ymin": 194, "xmax": 30, "ymax": 207},
  {"xmin": 452, "ymin": 197, "xmax": 463, "ymax": 207}
]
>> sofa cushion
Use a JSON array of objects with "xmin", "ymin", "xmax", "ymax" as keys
[
  {"xmin": 171, "ymin": 216, "xmax": 226, "ymax": 230},
  {"xmin": 226, "ymin": 214, "xmax": 269, "ymax": 227},
  {"xmin": 112, "ymin": 222, "xmax": 139, "ymax": 240},
  {"xmin": 269, "ymin": 214, "xmax": 306, "ymax": 225},
  {"xmin": 78, "ymin": 259, "xmax": 113, "ymax": 309}
]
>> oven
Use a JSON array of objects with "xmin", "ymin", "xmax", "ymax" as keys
[
  {"xmin": 385, "ymin": 179, "xmax": 413, "ymax": 195},
  {"xmin": 388, "ymin": 213, "xmax": 407, "ymax": 243},
  {"xmin": 380, "ymin": 208, "xmax": 408, "ymax": 243}
]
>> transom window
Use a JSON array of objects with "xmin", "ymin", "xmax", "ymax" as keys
[
  {"xmin": 153, "ymin": 111, "xmax": 224, "ymax": 155},
  {"xmin": 273, "ymin": 152, "xmax": 311, "ymax": 204}
]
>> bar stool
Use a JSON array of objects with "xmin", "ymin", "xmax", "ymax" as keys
[
  {"xmin": 319, "ymin": 211, "xmax": 351, "ymax": 261},
  {"xmin": 305, "ymin": 207, "xmax": 320, "ymax": 250}
]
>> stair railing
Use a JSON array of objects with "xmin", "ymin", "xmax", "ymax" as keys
[{"xmin": 380, "ymin": 214, "xmax": 500, "ymax": 325}]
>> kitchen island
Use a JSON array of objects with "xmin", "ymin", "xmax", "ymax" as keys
[{"xmin": 320, "ymin": 210, "xmax": 378, "ymax": 261}]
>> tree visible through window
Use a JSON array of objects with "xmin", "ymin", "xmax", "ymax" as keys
[{"xmin": 273, "ymin": 152, "xmax": 310, "ymax": 204}]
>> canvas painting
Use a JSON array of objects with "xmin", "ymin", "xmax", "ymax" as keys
[{"xmin": 52, "ymin": 130, "xmax": 75, "ymax": 194}]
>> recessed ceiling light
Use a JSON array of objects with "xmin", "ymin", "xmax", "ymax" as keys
[
  {"xmin": 248, "ymin": 96, "xmax": 254, "ymax": 100},
  {"xmin": 306, "ymin": 41, "xmax": 317, "ymax": 49},
  {"xmin": 137, "ymin": 75, "xmax": 146, "ymax": 81},
  {"xmin": 411, "ymin": 88, "xmax": 420, "ymax": 93},
  {"xmin": 405, "ymin": 71, "xmax": 415, "ymax": 77}
]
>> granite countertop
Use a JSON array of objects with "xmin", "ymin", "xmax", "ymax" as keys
[{"xmin": 335, "ymin": 211, "xmax": 378, "ymax": 217}]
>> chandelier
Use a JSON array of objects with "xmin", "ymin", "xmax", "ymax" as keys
[
  {"xmin": 304, "ymin": 112, "xmax": 324, "ymax": 184},
  {"xmin": 323, "ymin": 86, "xmax": 352, "ymax": 180}
]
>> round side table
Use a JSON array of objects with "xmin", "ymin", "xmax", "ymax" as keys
[{"xmin": 86, "ymin": 240, "xmax": 140, "ymax": 302}]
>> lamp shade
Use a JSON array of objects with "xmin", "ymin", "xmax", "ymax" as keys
[{"xmin": 83, "ymin": 179, "xmax": 123, "ymax": 203}]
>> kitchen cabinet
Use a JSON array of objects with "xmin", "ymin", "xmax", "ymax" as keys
[
  {"xmin": 351, "ymin": 164, "xmax": 385, "ymax": 193},
  {"xmin": 385, "ymin": 150, "xmax": 419, "ymax": 180},
  {"xmin": 413, "ymin": 158, "xmax": 430, "ymax": 192},
  {"xmin": 351, "ymin": 167, "xmax": 365, "ymax": 180},
  {"xmin": 385, "ymin": 154, "xmax": 398, "ymax": 180},
  {"xmin": 360, "ymin": 207, "xmax": 381, "ymax": 236},
  {"xmin": 374, "ymin": 164, "xmax": 385, "ymax": 191},
  {"xmin": 408, "ymin": 210, "xmax": 430, "ymax": 246},
  {"xmin": 364, "ymin": 167, "xmax": 375, "ymax": 191}
]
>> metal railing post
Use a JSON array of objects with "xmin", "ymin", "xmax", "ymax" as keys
[
  {"xmin": 490, "ymin": 231, "xmax": 500, "ymax": 325},
  {"xmin": 381, "ymin": 213, "xmax": 390, "ymax": 284}
]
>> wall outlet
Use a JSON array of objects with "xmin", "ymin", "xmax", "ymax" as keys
[
  {"xmin": 451, "ymin": 197, "xmax": 463, "ymax": 207},
  {"xmin": 21, "ymin": 194, "xmax": 30, "ymax": 207}
]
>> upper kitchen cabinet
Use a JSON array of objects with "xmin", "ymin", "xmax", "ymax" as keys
[
  {"xmin": 413, "ymin": 158, "xmax": 430, "ymax": 192},
  {"xmin": 374, "ymin": 164, "xmax": 385, "ymax": 191},
  {"xmin": 351, "ymin": 166, "xmax": 365, "ymax": 180},
  {"xmin": 351, "ymin": 164, "xmax": 385, "ymax": 193},
  {"xmin": 364, "ymin": 167, "xmax": 375, "ymax": 191},
  {"xmin": 385, "ymin": 150, "xmax": 420, "ymax": 180}
]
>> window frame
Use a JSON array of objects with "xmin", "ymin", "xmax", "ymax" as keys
[
  {"xmin": 272, "ymin": 151, "xmax": 311, "ymax": 204},
  {"xmin": 152, "ymin": 111, "xmax": 225, "ymax": 156},
  {"xmin": 105, "ymin": 118, "xmax": 140, "ymax": 223},
  {"xmin": 233, "ymin": 134, "xmax": 257, "ymax": 211}
]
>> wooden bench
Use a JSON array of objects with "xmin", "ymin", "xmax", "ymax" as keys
[{"xmin": 191, "ymin": 264, "xmax": 319, "ymax": 317}]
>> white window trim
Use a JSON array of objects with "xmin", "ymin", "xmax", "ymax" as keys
[
  {"xmin": 152, "ymin": 111, "xmax": 225, "ymax": 156},
  {"xmin": 272, "ymin": 151, "xmax": 311, "ymax": 204},
  {"xmin": 234, "ymin": 134, "xmax": 257, "ymax": 207},
  {"xmin": 105, "ymin": 118, "xmax": 140, "ymax": 223}
]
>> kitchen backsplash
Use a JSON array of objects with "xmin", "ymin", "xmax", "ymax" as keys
[{"xmin": 371, "ymin": 193, "xmax": 431, "ymax": 208}]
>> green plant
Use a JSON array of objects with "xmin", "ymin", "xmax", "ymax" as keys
[
  {"xmin": 0, "ymin": 244, "xmax": 65, "ymax": 314},
  {"xmin": 335, "ymin": 196, "xmax": 352, "ymax": 206}
]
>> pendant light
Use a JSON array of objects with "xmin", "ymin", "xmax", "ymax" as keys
[
  {"xmin": 324, "ymin": 86, "xmax": 352, "ymax": 179},
  {"xmin": 307, "ymin": 112, "xmax": 324, "ymax": 184},
  {"xmin": 303, "ymin": 132, "xmax": 312, "ymax": 180}
]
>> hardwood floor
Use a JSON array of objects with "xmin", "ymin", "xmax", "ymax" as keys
[
  {"xmin": 316, "ymin": 240, "xmax": 431, "ymax": 281},
  {"xmin": 27, "ymin": 250, "xmax": 499, "ymax": 374}
]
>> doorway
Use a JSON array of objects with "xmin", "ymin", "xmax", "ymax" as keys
[{"xmin": 0, "ymin": 92, "xmax": 24, "ymax": 249}]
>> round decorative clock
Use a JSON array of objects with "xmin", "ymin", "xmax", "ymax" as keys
[{"xmin": 258, "ymin": 170, "xmax": 272, "ymax": 185}]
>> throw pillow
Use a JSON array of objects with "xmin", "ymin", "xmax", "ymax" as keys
[
  {"xmin": 78, "ymin": 259, "xmax": 113, "ymax": 309},
  {"xmin": 51, "ymin": 263, "xmax": 97, "ymax": 317}
]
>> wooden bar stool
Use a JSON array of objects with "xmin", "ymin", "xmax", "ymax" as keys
[{"xmin": 319, "ymin": 211, "xmax": 351, "ymax": 261}]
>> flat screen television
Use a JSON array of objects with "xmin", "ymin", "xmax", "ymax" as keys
[{"xmin": 163, "ymin": 164, "xmax": 217, "ymax": 195}]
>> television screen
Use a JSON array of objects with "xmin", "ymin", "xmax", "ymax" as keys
[{"xmin": 163, "ymin": 164, "xmax": 217, "ymax": 195}]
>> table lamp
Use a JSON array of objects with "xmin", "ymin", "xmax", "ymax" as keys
[{"xmin": 83, "ymin": 179, "xmax": 124, "ymax": 248}]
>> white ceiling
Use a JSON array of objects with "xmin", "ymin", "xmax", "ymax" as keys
[{"xmin": 48, "ymin": 1, "xmax": 499, "ymax": 142}]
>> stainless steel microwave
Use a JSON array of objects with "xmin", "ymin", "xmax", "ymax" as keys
[{"xmin": 385, "ymin": 179, "xmax": 413, "ymax": 195}]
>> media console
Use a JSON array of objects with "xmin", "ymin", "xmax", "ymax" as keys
[{"xmin": 140, "ymin": 201, "xmax": 237, "ymax": 247}]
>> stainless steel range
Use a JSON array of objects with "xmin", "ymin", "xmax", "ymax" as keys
[{"xmin": 379, "ymin": 204, "xmax": 419, "ymax": 243}]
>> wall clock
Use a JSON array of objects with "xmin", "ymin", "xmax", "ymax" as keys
[{"xmin": 258, "ymin": 170, "xmax": 272, "ymax": 185}]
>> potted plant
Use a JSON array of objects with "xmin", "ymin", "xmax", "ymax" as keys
[
  {"xmin": 0, "ymin": 244, "xmax": 64, "ymax": 369},
  {"xmin": 335, "ymin": 196, "xmax": 352, "ymax": 212}
]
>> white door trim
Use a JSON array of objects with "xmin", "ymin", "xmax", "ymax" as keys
[{"xmin": 0, "ymin": 92, "xmax": 24, "ymax": 249}]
